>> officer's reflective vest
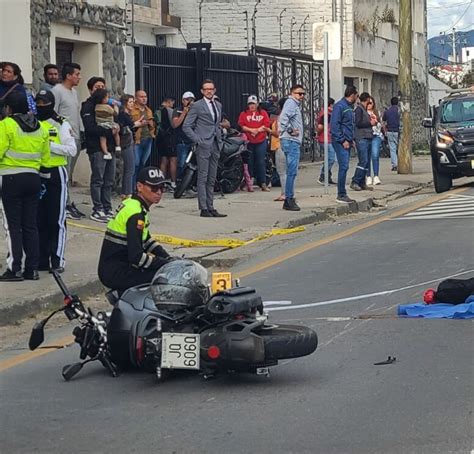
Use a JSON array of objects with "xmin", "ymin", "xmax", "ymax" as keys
[
  {"xmin": 106, "ymin": 198, "xmax": 149, "ymax": 244},
  {"xmin": 40, "ymin": 119, "xmax": 67, "ymax": 168},
  {"xmin": 0, "ymin": 117, "xmax": 49, "ymax": 175}
]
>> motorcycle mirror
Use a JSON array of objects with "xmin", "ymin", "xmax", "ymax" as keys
[
  {"xmin": 28, "ymin": 320, "xmax": 46, "ymax": 350},
  {"xmin": 62, "ymin": 363, "xmax": 83, "ymax": 381}
]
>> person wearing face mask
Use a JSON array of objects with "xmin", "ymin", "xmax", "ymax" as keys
[
  {"xmin": 0, "ymin": 91, "xmax": 50, "ymax": 282},
  {"xmin": 35, "ymin": 90, "xmax": 77, "ymax": 273}
]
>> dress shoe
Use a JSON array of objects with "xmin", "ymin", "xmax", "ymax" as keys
[
  {"xmin": 23, "ymin": 270, "xmax": 40, "ymax": 280},
  {"xmin": 210, "ymin": 210, "xmax": 227, "ymax": 218},
  {"xmin": 200, "ymin": 210, "xmax": 213, "ymax": 217},
  {"xmin": 0, "ymin": 270, "xmax": 24, "ymax": 282}
]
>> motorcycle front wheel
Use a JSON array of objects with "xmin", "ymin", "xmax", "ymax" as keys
[
  {"xmin": 258, "ymin": 324, "xmax": 318, "ymax": 361},
  {"xmin": 174, "ymin": 167, "xmax": 195, "ymax": 199}
]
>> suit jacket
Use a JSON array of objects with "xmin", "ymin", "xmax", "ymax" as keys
[{"xmin": 182, "ymin": 98, "xmax": 223, "ymax": 149}]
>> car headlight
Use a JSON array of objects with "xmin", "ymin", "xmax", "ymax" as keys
[{"xmin": 436, "ymin": 132, "xmax": 454, "ymax": 148}]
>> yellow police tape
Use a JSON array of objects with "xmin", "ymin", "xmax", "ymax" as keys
[{"xmin": 67, "ymin": 221, "xmax": 305, "ymax": 249}]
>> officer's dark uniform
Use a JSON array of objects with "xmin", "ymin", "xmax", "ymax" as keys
[
  {"xmin": 98, "ymin": 195, "xmax": 171, "ymax": 291},
  {"xmin": 36, "ymin": 90, "xmax": 77, "ymax": 272},
  {"xmin": 0, "ymin": 91, "xmax": 50, "ymax": 281}
]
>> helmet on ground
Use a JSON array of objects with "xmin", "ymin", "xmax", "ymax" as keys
[{"xmin": 151, "ymin": 259, "xmax": 208, "ymax": 310}]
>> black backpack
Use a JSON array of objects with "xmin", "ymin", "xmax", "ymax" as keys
[{"xmin": 436, "ymin": 278, "xmax": 474, "ymax": 304}]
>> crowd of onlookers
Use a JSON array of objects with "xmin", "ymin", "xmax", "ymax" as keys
[{"xmin": 0, "ymin": 59, "xmax": 402, "ymax": 280}]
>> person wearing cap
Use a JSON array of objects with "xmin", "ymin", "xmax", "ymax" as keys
[
  {"xmin": 35, "ymin": 89, "xmax": 77, "ymax": 274},
  {"xmin": 238, "ymin": 95, "xmax": 271, "ymax": 192},
  {"xmin": 97, "ymin": 166, "xmax": 172, "ymax": 291},
  {"xmin": 172, "ymin": 91, "xmax": 195, "ymax": 180},
  {"xmin": 0, "ymin": 91, "xmax": 50, "ymax": 282}
]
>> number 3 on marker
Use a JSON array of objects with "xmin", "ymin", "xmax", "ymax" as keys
[{"xmin": 211, "ymin": 272, "xmax": 232, "ymax": 294}]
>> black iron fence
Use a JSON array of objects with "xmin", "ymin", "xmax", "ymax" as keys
[
  {"xmin": 134, "ymin": 44, "xmax": 323, "ymax": 164},
  {"xmin": 255, "ymin": 46, "xmax": 324, "ymax": 159}
]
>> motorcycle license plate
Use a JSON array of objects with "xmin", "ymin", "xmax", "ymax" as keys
[{"xmin": 161, "ymin": 333, "xmax": 200, "ymax": 370}]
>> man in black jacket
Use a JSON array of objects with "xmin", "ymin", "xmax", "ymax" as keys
[
  {"xmin": 350, "ymin": 92, "xmax": 375, "ymax": 192},
  {"xmin": 80, "ymin": 76, "xmax": 117, "ymax": 222}
]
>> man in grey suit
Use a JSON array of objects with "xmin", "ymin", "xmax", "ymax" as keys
[{"xmin": 182, "ymin": 79, "xmax": 227, "ymax": 217}]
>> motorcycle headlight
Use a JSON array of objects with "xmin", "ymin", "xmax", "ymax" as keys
[{"xmin": 436, "ymin": 132, "xmax": 454, "ymax": 148}]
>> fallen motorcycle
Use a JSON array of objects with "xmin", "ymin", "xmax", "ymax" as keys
[{"xmin": 29, "ymin": 260, "xmax": 318, "ymax": 382}]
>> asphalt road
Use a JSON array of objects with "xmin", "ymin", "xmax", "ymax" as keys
[{"xmin": 1, "ymin": 187, "xmax": 473, "ymax": 454}]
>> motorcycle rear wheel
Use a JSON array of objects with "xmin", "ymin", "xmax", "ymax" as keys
[
  {"xmin": 174, "ymin": 167, "xmax": 195, "ymax": 199},
  {"xmin": 218, "ymin": 158, "xmax": 244, "ymax": 194},
  {"xmin": 258, "ymin": 324, "xmax": 318, "ymax": 361}
]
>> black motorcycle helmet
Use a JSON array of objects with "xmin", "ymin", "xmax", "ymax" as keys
[{"xmin": 151, "ymin": 260, "xmax": 209, "ymax": 311}]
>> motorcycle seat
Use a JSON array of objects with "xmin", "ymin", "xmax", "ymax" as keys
[{"xmin": 119, "ymin": 284, "xmax": 155, "ymax": 311}]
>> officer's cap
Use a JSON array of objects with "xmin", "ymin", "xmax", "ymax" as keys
[
  {"xmin": 35, "ymin": 89, "xmax": 55, "ymax": 105},
  {"xmin": 137, "ymin": 167, "xmax": 168, "ymax": 186}
]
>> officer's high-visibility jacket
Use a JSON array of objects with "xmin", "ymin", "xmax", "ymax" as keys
[
  {"xmin": 0, "ymin": 115, "xmax": 50, "ymax": 175},
  {"xmin": 39, "ymin": 117, "xmax": 77, "ymax": 170},
  {"xmin": 100, "ymin": 195, "xmax": 170, "ymax": 270}
]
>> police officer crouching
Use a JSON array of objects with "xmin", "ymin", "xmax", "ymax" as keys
[
  {"xmin": 0, "ymin": 91, "xmax": 50, "ymax": 281},
  {"xmin": 35, "ymin": 90, "xmax": 77, "ymax": 273},
  {"xmin": 98, "ymin": 166, "xmax": 172, "ymax": 291}
]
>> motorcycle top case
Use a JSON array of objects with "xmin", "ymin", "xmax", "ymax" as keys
[{"xmin": 206, "ymin": 287, "xmax": 263, "ymax": 316}]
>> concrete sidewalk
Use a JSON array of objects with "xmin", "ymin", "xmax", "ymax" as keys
[{"xmin": 0, "ymin": 156, "xmax": 433, "ymax": 325}]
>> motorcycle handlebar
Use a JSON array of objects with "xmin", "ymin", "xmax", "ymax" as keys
[{"xmin": 51, "ymin": 270, "xmax": 72, "ymax": 298}]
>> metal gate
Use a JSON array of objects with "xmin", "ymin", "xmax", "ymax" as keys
[{"xmin": 255, "ymin": 46, "xmax": 323, "ymax": 159}]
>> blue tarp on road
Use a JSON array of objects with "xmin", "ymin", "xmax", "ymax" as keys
[{"xmin": 398, "ymin": 295, "xmax": 474, "ymax": 319}]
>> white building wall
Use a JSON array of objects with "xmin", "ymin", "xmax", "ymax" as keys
[
  {"xmin": 170, "ymin": 0, "xmax": 335, "ymax": 53},
  {"xmin": 461, "ymin": 47, "xmax": 474, "ymax": 63},
  {"xmin": 0, "ymin": 0, "xmax": 33, "ymax": 84}
]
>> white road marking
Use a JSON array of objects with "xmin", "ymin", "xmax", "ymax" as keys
[
  {"xmin": 263, "ymin": 300, "xmax": 292, "ymax": 307},
  {"xmin": 266, "ymin": 269, "xmax": 474, "ymax": 312},
  {"xmin": 392, "ymin": 194, "xmax": 474, "ymax": 220}
]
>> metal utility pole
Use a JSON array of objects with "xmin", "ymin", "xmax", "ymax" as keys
[
  {"xmin": 451, "ymin": 27, "xmax": 457, "ymax": 63},
  {"xmin": 198, "ymin": 0, "xmax": 204, "ymax": 43},
  {"xmin": 398, "ymin": 0, "xmax": 413, "ymax": 174},
  {"xmin": 278, "ymin": 8, "xmax": 287, "ymax": 49},
  {"xmin": 290, "ymin": 16, "xmax": 296, "ymax": 51}
]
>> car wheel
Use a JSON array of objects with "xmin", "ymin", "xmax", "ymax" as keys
[{"xmin": 432, "ymin": 163, "xmax": 452, "ymax": 193}]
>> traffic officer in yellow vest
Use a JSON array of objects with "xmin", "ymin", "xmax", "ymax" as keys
[
  {"xmin": 0, "ymin": 91, "xmax": 50, "ymax": 282},
  {"xmin": 98, "ymin": 166, "xmax": 172, "ymax": 291},
  {"xmin": 35, "ymin": 90, "xmax": 77, "ymax": 273}
]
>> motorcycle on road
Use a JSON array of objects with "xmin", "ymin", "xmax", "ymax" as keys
[{"xmin": 29, "ymin": 260, "xmax": 318, "ymax": 382}]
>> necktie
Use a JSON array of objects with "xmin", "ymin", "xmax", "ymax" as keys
[{"xmin": 210, "ymin": 100, "xmax": 218, "ymax": 124}]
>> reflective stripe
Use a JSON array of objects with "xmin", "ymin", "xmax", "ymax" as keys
[
  {"xmin": 144, "ymin": 238, "xmax": 154, "ymax": 248},
  {"xmin": 104, "ymin": 235, "xmax": 128, "ymax": 246},
  {"xmin": 6, "ymin": 150, "xmax": 42, "ymax": 160},
  {"xmin": 146, "ymin": 242, "xmax": 159, "ymax": 254},
  {"xmin": 137, "ymin": 253, "xmax": 148, "ymax": 268},
  {"xmin": 142, "ymin": 254, "xmax": 153, "ymax": 269}
]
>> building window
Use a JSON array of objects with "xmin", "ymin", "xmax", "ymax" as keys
[{"xmin": 134, "ymin": 0, "xmax": 151, "ymax": 7}]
